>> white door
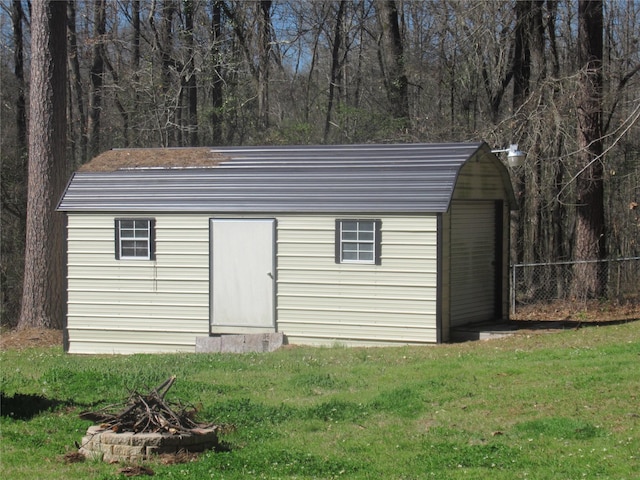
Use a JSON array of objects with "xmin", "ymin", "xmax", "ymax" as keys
[
  {"xmin": 450, "ymin": 201, "xmax": 498, "ymax": 327},
  {"xmin": 210, "ymin": 219, "xmax": 275, "ymax": 333}
]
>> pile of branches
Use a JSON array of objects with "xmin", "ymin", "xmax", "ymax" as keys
[{"xmin": 80, "ymin": 376, "xmax": 207, "ymax": 434}]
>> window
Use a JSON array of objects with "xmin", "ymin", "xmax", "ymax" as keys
[
  {"xmin": 335, "ymin": 219, "xmax": 381, "ymax": 265},
  {"xmin": 115, "ymin": 218, "xmax": 155, "ymax": 260}
]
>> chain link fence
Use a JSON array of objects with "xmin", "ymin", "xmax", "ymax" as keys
[{"xmin": 510, "ymin": 257, "xmax": 640, "ymax": 315}]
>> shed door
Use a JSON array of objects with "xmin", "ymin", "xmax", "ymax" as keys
[
  {"xmin": 210, "ymin": 219, "xmax": 275, "ymax": 333},
  {"xmin": 450, "ymin": 201, "xmax": 500, "ymax": 327}
]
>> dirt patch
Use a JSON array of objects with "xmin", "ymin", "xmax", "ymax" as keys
[
  {"xmin": 511, "ymin": 299, "xmax": 640, "ymax": 322},
  {"xmin": 62, "ymin": 452, "xmax": 86, "ymax": 464},
  {"xmin": 78, "ymin": 148, "xmax": 230, "ymax": 172},
  {"xmin": 117, "ymin": 465, "xmax": 155, "ymax": 477},
  {"xmin": 0, "ymin": 327, "xmax": 62, "ymax": 350}
]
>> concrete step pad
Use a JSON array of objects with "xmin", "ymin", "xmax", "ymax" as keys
[{"xmin": 196, "ymin": 333, "xmax": 284, "ymax": 353}]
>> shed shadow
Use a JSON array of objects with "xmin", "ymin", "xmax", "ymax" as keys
[{"xmin": 451, "ymin": 317, "xmax": 639, "ymax": 342}]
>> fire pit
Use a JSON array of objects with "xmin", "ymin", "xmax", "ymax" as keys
[
  {"xmin": 77, "ymin": 376, "xmax": 220, "ymax": 462},
  {"xmin": 79, "ymin": 425, "xmax": 219, "ymax": 462}
]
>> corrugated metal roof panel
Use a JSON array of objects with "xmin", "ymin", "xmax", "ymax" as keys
[{"xmin": 58, "ymin": 142, "xmax": 488, "ymax": 213}]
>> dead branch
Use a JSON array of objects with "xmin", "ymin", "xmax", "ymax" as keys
[{"xmin": 79, "ymin": 377, "xmax": 209, "ymax": 434}]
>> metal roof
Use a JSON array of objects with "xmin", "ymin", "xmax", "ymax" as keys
[{"xmin": 57, "ymin": 142, "xmax": 503, "ymax": 213}]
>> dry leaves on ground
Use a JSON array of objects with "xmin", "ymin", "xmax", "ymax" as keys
[{"xmin": 0, "ymin": 328, "xmax": 62, "ymax": 350}]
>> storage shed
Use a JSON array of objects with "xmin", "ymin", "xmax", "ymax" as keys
[{"xmin": 57, "ymin": 142, "xmax": 517, "ymax": 354}]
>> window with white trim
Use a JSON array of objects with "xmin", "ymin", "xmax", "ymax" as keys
[
  {"xmin": 115, "ymin": 218, "xmax": 155, "ymax": 260},
  {"xmin": 335, "ymin": 219, "xmax": 381, "ymax": 264}
]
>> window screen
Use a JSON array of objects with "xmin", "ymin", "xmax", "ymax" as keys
[
  {"xmin": 336, "ymin": 219, "xmax": 381, "ymax": 264},
  {"xmin": 115, "ymin": 218, "xmax": 155, "ymax": 260}
]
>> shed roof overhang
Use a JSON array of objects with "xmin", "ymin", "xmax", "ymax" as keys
[{"xmin": 57, "ymin": 142, "xmax": 517, "ymax": 214}]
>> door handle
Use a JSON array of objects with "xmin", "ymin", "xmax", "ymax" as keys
[{"xmin": 267, "ymin": 272, "xmax": 274, "ymax": 279}]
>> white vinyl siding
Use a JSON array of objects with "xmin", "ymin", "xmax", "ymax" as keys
[
  {"xmin": 61, "ymin": 145, "xmax": 518, "ymax": 353},
  {"xmin": 65, "ymin": 157, "xmax": 510, "ymax": 352},
  {"xmin": 277, "ymin": 215, "xmax": 438, "ymax": 345},
  {"xmin": 66, "ymin": 214, "xmax": 210, "ymax": 354}
]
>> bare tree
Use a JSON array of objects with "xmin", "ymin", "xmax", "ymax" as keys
[{"xmin": 18, "ymin": 0, "xmax": 68, "ymax": 329}]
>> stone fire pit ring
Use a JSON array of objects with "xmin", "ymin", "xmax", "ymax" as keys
[{"xmin": 80, "ymin": 425, "xmax": 219, "ymax": 463}]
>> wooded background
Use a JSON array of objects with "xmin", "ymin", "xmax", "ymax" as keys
[{"xmin": 1, "ymin": 0, "xmax": 639, "ymax": 328}]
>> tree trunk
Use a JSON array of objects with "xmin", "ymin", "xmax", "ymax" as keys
[
  {"xmin": 1, "ymin": 0, "xmax": 28, "ymax": 326},
  {"xmin": 375, "ymin": 0, "xmax": 409, "ymax": 125},
  {"xmin": 184, "ymin": 0, "xmax": 198, "ymax": 146},
  {"xmin": 510, "ymin": 1, "xmax": 533, "ymax": 266},
  {"xmin": 512, "ymin": 1, "xmax": 546, "ymax": 266},
  {"xmin": 88, "ymin": 0, "xmax": 106, "ymax": 158},
  {"xmin": 67, "ymin": 1, "xmax": 87, "ymax": 164},
  {"xmin": 132, "ymin": 0, "xmax": 141, "ymax": 140},
  {"xmin": 323, "ymin": 0, "xmax": 346, "ymax": 143},
  {"xmin": 210, "ymin": 0, "xmax": 224, "ymax": 145},
  {"xmin": 546, "ymin": 0, "xmax": 560, "ymax": 78},
  {"xmin": 161, "ymin": 0, "xmax": 177, "ymax": 146},
  {"xmin": 12, "ymin": 0, "xmax": 27, "ymax": 150},
  {"xmin": 573, "ymin": 0, "xmax": 605, "ymax": 299},
  {"xmin": 257, "ymin": 0, "xmax": 272, "ymax": 130},
  {"xmin": 18, "ymin": 0, "xmax": 68, "ymax": 330},
  {"xmin": 512, "ymin": 1, "xmax": 532, "ymax": 110},
  {"xmin": 103, "ymin": 56, "xmax": 130, "ymax": 147}
]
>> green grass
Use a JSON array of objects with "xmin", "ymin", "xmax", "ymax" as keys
[{"xmin": 1, "ymin": 322, "xmax": 639, "ymax": 479}]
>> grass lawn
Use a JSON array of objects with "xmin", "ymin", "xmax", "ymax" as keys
[{"xmin": 1, "ymin": 321, "xmax": 639, "ymax": 479}]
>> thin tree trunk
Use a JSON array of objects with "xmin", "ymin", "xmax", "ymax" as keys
[
  {"xmin": 132, "ymin": 0, "xmax": 141, "ymax": 143},
  {"xmin": 161, "ymin": 0, "xmax": 177, "ymax": 146},
  {"xmin": 12, "ymin": 0, "xmax": 27, "ymax": 150},
  {"xmin": 67, "ymin": 1, "xmax": 87, "ymax": 163},
  {"xmin": 513, "ymin": 1, "xmax": 532, "ymax": 109},
  {"xmin": 19, "ymin": 0, "xmax": 68, "ymax": 330},
  {"xmin": 304, "ymin": 9, "xmax": 323, "ymax": 125},
  {"xmin": 103, "ymin": 56, "xmax": 130, "ymax": 146},
  {"xmin": 546, "ymin": 0, "xmax": 561, "ymax": 78},
  {"xmin": 530, "ymin": 1, "xmax": 546, "ymax": 264},
  {"xmin": 257, "ymin": 0, "xmax": 272, "ymax": 130},
  {"xmin": 88, "ymin": 0, "xmax": 106, "ymax": 158},
  {"xmin": 210, "ymin": 0, "xmax": 223, "ymax": 145},
  {"xmin": 324, "ymin": 0, "xmax": 346, "ymax": 143},
  {"xmin": 184, "ymin": 0, "xmax": 198, "ymax": 145}
]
